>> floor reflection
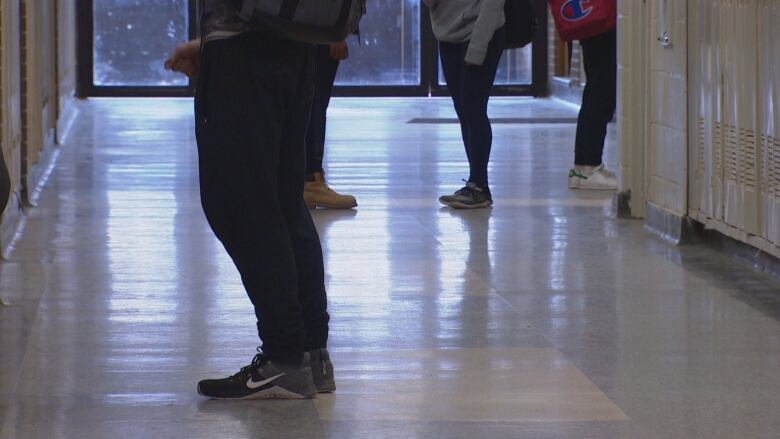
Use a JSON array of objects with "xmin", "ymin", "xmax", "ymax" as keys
[{"xmin": 1, "ymin": 98, "xmax": 780, "ymax": 439}]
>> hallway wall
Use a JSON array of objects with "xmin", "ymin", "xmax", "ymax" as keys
[
  {"xmin": 1, "ymin": 0, "xmax": 24, "ymax": 251},
  {"xmin": 1, "ymin": 0, "xmax": 77, "ymax": 255},
  {"xmin": 618, "ymin": 0, "xmax": 780, "ymax": 259},
  {"xmin": 688, "ymin": 0, "xmax": 780, "ymax": 257}
]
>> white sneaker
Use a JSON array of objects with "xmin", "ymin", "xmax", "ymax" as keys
[{"xmin": 568, "ymin": 164, "xmax": 617, "ymax": 190}]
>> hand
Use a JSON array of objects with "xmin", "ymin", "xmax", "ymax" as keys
[
  {"xmin": 329, "ymin": 41, "xmax": 349, "ymax": 61},
  {"xmin": 165, "ymin": 39, "xmax": 201, "ymax": 78}
]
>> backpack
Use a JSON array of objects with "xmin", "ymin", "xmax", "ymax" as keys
[
  {"xmin": 229, "ymin": 0, "xmax": 366, "ymax": 44},
  {"xmin": 504, "ymin": 0, "xmax": 538, "ymax": 49},
  {"xmin": 548, "ymin": 0, "xmax": 617, "ymax": 42}
]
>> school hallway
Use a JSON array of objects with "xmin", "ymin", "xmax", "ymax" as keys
[{"xmin": 1, "ymin": 97, "xmax": 779, "ymax": 439}]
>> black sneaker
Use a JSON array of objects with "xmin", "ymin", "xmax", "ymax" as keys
[
  {"xmin": 197, "ymin": 352, "xmax": 317, "ymax": 400},
  {"xmin": 439, "ymin": 181, "xmax": 493, "ymax": 209},
  {"xmin": 308, "ymin": 348, "xmax": 336, "ymax": 393}
]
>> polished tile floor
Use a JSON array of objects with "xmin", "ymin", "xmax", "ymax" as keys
[{"xmin": 1, "ymin": 98, "xmax": 780, "ymax": 438}]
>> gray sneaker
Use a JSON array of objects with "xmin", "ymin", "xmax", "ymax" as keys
[
  {"xmin": 439, "ymin": 181, "xmax": 493, "ymax": 209},
  {"xmin": 308, "ymin": 348, "xmax": 336, "ymax": 393},
  {"xmin": 197, "ymin": 352, "xmax": 317, "ymax": 400}
]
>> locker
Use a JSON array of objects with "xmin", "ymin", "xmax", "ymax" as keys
[
  {"xmin": 1, "ymin": 0, "xmax": 22, "ymax": 207},
  {"xmin": 21, "ymin": 0, "xmax": 58, "ymax": 203},
  {"xmin": 758, "ymin": 0, "xmax": 780, "ymax": 245},
  {"xmin": 720, "ymin": 0, "xmax": 759, "ymax": 235},
  {"xmin": 689, "ymin": 0, "xmax": 724, "ymax": 221}
]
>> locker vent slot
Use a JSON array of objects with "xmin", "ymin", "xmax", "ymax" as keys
[
  {"xmin": 714, "ymin": 122, "xmax": 723, "ymax": 178},
  {"xmin": 725, "ymin": 124, "xmax": 739, "ymax": 182},
  {"xmin": 773, "ymin": 137, "xmax": 780, "ymax": 197},
  {"xmin": 760, "ymin": 134, "xmax": 770, "ymax": 192},
  {"xmin": 698, "ymin": 117, "xmax": 706, "ymax": 179},
  {"xmin": 740, "ymin": 128, "xmax": 757, "ymax": 188}
]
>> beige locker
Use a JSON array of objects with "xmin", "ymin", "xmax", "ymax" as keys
[
  {"xmin": 56, "ymin": 0, "xmax": 78, "ymax": 143},
  {"xmin": 0, "ymin": 0, "xmax": 23, "ymax": 250},
  {"xmin": 1, "ymin": 0, "xmax": 22, "ymax": 206},
  {"xmin": 720, "ymin": 0, "xmax": 760, "ymax": 235},
  {"xmin": 689, "ymin": 0, "xmax": 724, "ymax": 221},
  {"xmin": 757, "ymin": 0, "xmax": 780, "ymax": 245},
  {"xmin": 21, "ymin": 0, "xmax": 58, "ymax": 203}
]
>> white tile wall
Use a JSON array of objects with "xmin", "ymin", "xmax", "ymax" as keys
[
  {"xmin": 647, "ymin": 0, "xmax": 688, "ymax": 216},
  {"xmin": 617, "ymin": 0, "xmax": 649, "ymax": 217}
]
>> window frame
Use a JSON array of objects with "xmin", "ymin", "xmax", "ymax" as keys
[
  {"xmin": 76, "ymin": 0, "xmax": 199, "ymax": 97},
  {"xmin": 77, "ymin": 0, "xmax": 548, "ymax": 98}
]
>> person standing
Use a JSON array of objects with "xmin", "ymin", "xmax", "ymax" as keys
[
  {"xmin": 426, "ymin": 0, "xmax": 506, "ymax": 209},
  {"xmin": 304, "ymin": 40, "xmax": 358, "ymax": 209},
  {"xmin": 165, "ymin": 0, "xmax": 335, "ymax": 400},
  {"xmin": 567, "ymin": 26, "xmax": 618, "ymax": 190}
]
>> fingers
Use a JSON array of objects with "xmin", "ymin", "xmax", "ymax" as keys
[
  {"xmin": 329, "ymin": 41, "xmax": 349, "ymax": 60},
  {"xmin": 165, "ymin": 56, "xmax": 197, "ymax": 78},
  {"xmin": 176, "ymin": 60, "xmax": 197, "ymax": 78},
  {"xmin": 164, "ymin": 40, "xmax": 201, "ymax": 75}
]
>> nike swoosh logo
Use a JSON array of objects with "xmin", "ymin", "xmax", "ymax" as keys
[{"xmin": 246, "ymin": 373, "xmax": 285, "ymax": 389}]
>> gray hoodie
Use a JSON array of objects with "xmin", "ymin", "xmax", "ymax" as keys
[{"xmin": 423, "ymin": 0, "xmax": 506, "ymax": 66}]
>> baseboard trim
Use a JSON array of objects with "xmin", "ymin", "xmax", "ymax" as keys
[
  {"xmin": 612, "ymin": 190, "xmax": 633, "ymax": 218},
  {"xmin": 57, "ymin": 98, "xmax": 80, "ymax": 145},
  {"xmin": 644, "ymin": 202, "xmax": 702, "ymax": 245},
  {"xmin": 700, "ymin": 227, "xmax": 780, "ymax": 280},
  {"xmin": 24, "ymin": 132, "xmax": 60, "ymax": 207},
  {"xmin": 646, "ymin": 203, "xmax": 780, "ymax": 280},
  {"xmin": 0, "ymin": 193, "xmax": 24, "ymax": 259}
]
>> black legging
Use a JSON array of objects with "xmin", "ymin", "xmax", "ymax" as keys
[
  {"xmin": 305, "ymin": 44, "xmax": 341, "ymax": 176},
  {"xmin": 196, "ymin": 33, "xmax": 329, "ymax": 364},
  {"xmin": 439, "ymin": 27, "xmax": 505, "ymax": 188},
  {"xmin": 575, "ymin": 29, "xmax": 617, "ymax": 167}
]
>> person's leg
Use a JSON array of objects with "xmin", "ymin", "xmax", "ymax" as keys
[
  {"xmin": 276, "ymin": 49, "xmax": 330, "ymax": 354},
  {"xmin": 574, "ymin": 29, "xmax": 617, "ymax": 167},
  {"xmin": 439, "ymin": 40, "xmax": 470, "ymax": 163},
  {"xmin": 306, "ymin": 45, "xmax": 340, "ymax": 176},
  {"xmin": 459, "ymin": 27, "xmax": 505, "ymax": 188},
  {"xmin": 304, "ymin": 44, "xmax": 356, "ymax": 209},
  {"xmin": 196, "ymin": 33, "xmax": 308, "ymax": 366},
  {"xmin": 195, "ymin": 33, "xmax": 319, "ymax": 400}
]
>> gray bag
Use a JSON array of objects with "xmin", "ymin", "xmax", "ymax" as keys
[{"xmin": 230, "ymin": 0, "xmax": 366, "ymax": 43}]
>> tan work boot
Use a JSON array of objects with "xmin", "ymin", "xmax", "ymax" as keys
[{"xmin": 304, "ymin": 172, "xmax": 357, "ymax": 209}]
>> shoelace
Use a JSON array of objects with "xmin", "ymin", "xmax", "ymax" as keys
[
  {"xmin": 232, "ymin": 350, "xmax": 268, "ymax": 381},
  {"xmin": 454, "ymin": 179, "xmax": 472, "ymax": 196}
]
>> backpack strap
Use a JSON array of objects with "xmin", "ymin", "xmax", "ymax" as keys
[{"xmin": 279, "ymin": 0, "xmax": 301, "ymax": 20}]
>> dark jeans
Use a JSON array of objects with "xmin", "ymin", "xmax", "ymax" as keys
[
  {"xmin": 305, "ymin": 44, "xmax": 341, "ymax": 176},
  {"xmin": 575, "ymin": 29, "xmax": 617, "ymax": 167},
  {"xmin": 439, "ymin": 27, "xmax": 505, "ymax": 188},
  {"xmin": 195, "ymin": 32, "xmax": 330, "ymax": 365}
]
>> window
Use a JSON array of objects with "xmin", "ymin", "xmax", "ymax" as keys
[
  {"xmin": 337, "ymin": 0, "xmax": 421, "ymax": 86},
  {"xmin": 79, "ymin": 0, "xmax": 546, "ymax": 96},
  {"xmin": 93, "ymin": 0, "xmax": 190, "ymax": 87},
  {"xmin": 439, "ymin": 46, "xmax": 535, "ymax": 87}
]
